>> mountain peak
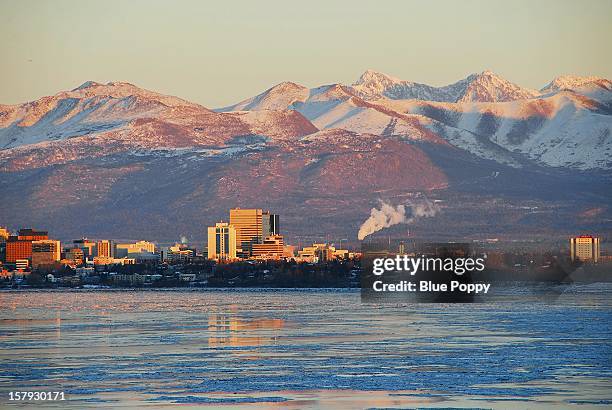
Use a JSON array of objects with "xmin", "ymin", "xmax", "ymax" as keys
[
  {"xmin": 72, "ymin": 81, "xmax": 102, "ymax": 91},
  {"xmin": 268, "ymin": 81, "xmax": 307, "ymax": 92},
  {"xmin": 61, "ymin": 81, "xmax": 202, "ymax": 109},
  {"xmin": 351, "ymin": 70, "xmax": 407, "ymax": 99},
  {"xmin": 479, "ymin": 70, "xmax": 499, "ymax": 77},
  {"xmin": 464, "ymin": 70, "xmax": 506, "ymax": 83},
  {"xmin": 540, "ymin": 75, "xmax": 612, "ymax": 93},
  {"xmin": 105, "ymin": 81, "xmax": 138, "ymax": 88},
  {"xmin": 217, "ymin": 81, "xmax": 309, "ymax": 111},
  {"xmin": 354, "ymin": 69, "xmax": 401, "ymax": 86},
  {"xmin": 449, "ymin": 70, "xmax": 537, "ymax": 102}
]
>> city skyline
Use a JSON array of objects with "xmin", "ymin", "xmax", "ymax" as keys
[
  {"xmin": 1, "ymin": 216, "xmax": 606, "ymax": 289},
  {"xmin": 0, "ymin": 207, "xmax": 358, "ymax": 273}
]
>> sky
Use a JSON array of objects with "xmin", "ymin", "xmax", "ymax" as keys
[{"xmin": 1, "ymin": 0, "xmax": 611, "ymax": 108}]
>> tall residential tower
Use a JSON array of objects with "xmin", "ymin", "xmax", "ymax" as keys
[{"xmin": 207, "ymin": 222, "xmax": 237, "ymax": 261}]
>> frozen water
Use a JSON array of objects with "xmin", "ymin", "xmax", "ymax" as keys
[{"xmin": 0, "ymin": 287, "xmax": 611, "ymax": 408}]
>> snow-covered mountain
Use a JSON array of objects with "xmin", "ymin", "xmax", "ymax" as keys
[
  {"xmin": 0, "ymin": 81, "xmax": 317, "ymax": 160},
  {"xmin": 0, "ymin": 76, "xmax": 610, "ymax": 241},
  {"xmin": 220, "ymin": 81, "xmax": 445, "ymax": 144},
  {"xmin": 218, "ymin": 71, "xmax": 612, "ymax": 170},
  {"xmin": 220, "ymin": 82, "xmax": 310, "ymax": 111},
  {"xmin": 350, "ymin": 70, "xmax": 448, "ymax": 101},
  {"xmin": 540, "ymin": 75, "xmax": 612, "ymax": 95},
  {"xmin": 350, "ymin": 69, "xmax": 538, "ymax": 103},
  {"xmin": 443, "ymin": 70, "xmax": 539, "ymax": 103}
]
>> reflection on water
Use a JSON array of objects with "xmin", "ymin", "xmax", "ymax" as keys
[
  {"xmin": 0, "ymin": 286, "xmax": 611, "ymax": 409},
  {"xmin": 208, "ymin": 311, "xmax": 284, "ymax": 349}
]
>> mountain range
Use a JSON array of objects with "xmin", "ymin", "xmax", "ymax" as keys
[{"xmin": 1, "ymin": 70, "xmax": 610, "ymax": 244}]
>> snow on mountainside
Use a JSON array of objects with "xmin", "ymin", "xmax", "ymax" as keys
[
  {"xmin": 350, "ymin": 69, "xmax": 538, "ymax": 103},
  {"xmin": 540, "ymin": 76, "xmax": 612, "ymax": 94},
  {"xmin": 228, "ymin": 110, "xmax": 318, "ymax": 140},
  {"xmin": 375, "ymin": 89, "xmax": 612, "ymax": 170},
  {"xmin": 0, "ymin": 81, "xmax": 208, "ymax": 150},
  {"xmin": 453, "ymin": 92, "xmax": 612, "ymax": 170},
  {"xmin": 217, "ymin": 70, "xmax": 612, "ymax": 170},
  {"xmin": 1, "ymin": 77, "xmax": 611, "ymax": 241},
  {"xmin": 220, "ymin": 82, "xmax": 310, "ymax": 111},
  {"xmin": 2, "ymin": 72, "xmax": 611, "ymax": 172},
  {"xmin": 0, "ymin": 82, "xmax": 319, "ymax": 170},
  {"xmin": 220, "ymin": 81, "xmax": 445, "ymax": 144},
  {"xmin": 444, "ymin": 70, "xmax": 538, "ymax": 103},
  {"xmin": 350, "ymin": 69, "xmax": 451, "ymax": 101}
]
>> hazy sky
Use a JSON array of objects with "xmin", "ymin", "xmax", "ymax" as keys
[{"xmin": 1, "ymin": 0, "xmax": 611, "ymax": 108}]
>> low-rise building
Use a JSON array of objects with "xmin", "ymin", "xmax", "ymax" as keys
[
  {"xmin": 64, "ymin": 247, "xmax": 85, "ymax": 266},
  {"xmin": 116, "ymin": 241, "xmax": 156, "ymax": 257},
  {"xmin": 93, "ymin": 256, "xmax": 135, "ymax": 266},
  {"xmin": 252, "ymin": 235, "xmax": 285, "ymax": 260},
  {"xmin": 32, "ymin": 240, "xmax": 61, "ymax": 268}
]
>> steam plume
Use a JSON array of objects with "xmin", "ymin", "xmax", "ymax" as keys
[{"xmin": 357, "ymin": 199, "xmax": 438, "ymax": 240}]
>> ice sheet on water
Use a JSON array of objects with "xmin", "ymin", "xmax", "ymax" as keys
[
  {"xmin": 0, "ymin": 288, "xmax": 610, "ymax": 407},
  {"xmin": 149, "ymin": 395, "xmax": 288, "ymax": 404}
]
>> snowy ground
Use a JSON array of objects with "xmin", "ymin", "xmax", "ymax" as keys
[{"xmin": 0, "ymin": 287, "xmax": 611, "ymax": 408}]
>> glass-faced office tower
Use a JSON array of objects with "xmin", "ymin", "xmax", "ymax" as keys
[{"xmin": 229, "ymin": 208, "xmax": 279, "ymax": 258}]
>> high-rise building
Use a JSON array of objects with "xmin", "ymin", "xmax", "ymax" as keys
[
  {"xmin": 570, "ymin": 235, "xmax": 600, "ymax": 263},
  {"xmin": 252, "ymin": 235, "xmax": 285, "ymax": 260},
  {"xmin": 97, "ymin": 240, "xmax": 115, "ymax": 258},
  {"xmin": 163, "ymin": 243, "xmax": 194, "ymax": 262},
  {"xmin": 207, "ymin": 222, "xmax": 237, "ymax": 261},
  {"xmin": 262, "ymin": 211, "xmax": 279, "ymax": 239},
  {"xmin": 73, "ymin": 238, "xmax": 96, "ymax": 257},
  {"xmin": 31, "ymin": 240, "xmax": 61, "ymax": 268},
  {"xmin": 5, "ymin": 229, "xmax": 49, "ymax": 263},
  {"xmin": 229, "ymin": 209, "xmax": 279, "ymax": 257},
  {"xmin": 230, "ymin": 208, "xmax": 263, "ymax": 257},
  {"xmin": 6, "ymin": 236, "xmax": 32, "ymax": 263}
]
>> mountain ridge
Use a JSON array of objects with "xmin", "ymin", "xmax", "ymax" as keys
[{"xmin": 1, "ymin": 73, "xmax": 610, "ymax": 242}]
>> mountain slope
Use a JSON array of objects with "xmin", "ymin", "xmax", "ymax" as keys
[
  {"xmin": 219, "ymin": 81, "xmax": 310, "ymax": 111},
  {"xmin": 1, "ymin": 78, "xmax": 610, "ymax": 243},
  {"xmin": 350, "ymin": 69, "xmax": 538, "ymax": 103},
  {"xmin": 219, "ymin": 71, "xmax": 612, "ymax": 170},
  {"xmin": 219, "ymin": 82, "xmax": 447, "ymax": 144},
  {"xmin": 540, "ymin": 75, "xmax": 612, "ymax": 95},
  {"xmin": 0, "ymin": 82, "xmax": 320, "ymax": 171}
]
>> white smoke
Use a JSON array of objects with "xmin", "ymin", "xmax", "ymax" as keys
[
  {"xmin": 180, "ymin": 235, "xmax": 188, "ymax": 244},
  {"xmin": 357, "ymin": 199, "xmax": 439, "ymax": 240}
]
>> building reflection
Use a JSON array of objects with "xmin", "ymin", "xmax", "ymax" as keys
[{"xmin": 207, "ymin": 312, "xmax": 284, "ymax": 348}]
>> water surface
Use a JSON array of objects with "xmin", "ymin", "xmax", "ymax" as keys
[{"xmin": 0, "ymin": 286, "xmax": 611, "ymax": 408}]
